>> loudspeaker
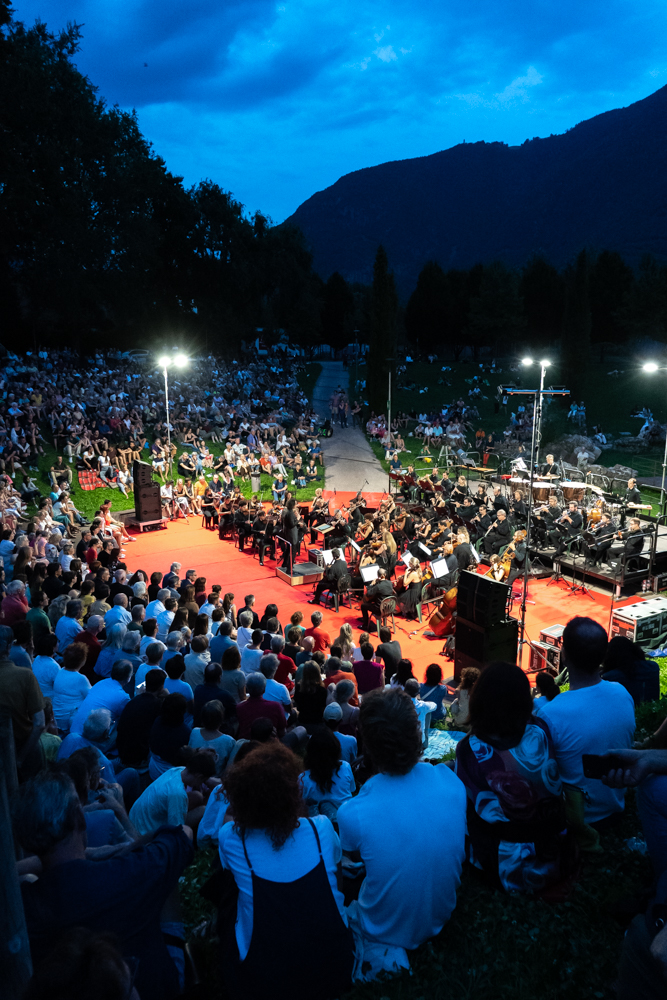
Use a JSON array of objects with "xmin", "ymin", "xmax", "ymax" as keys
[
  {"xmin": 456, "ymin": 570, "xmax": 509, "ymax": 627},
  {"xmin": 454, "ymin": 616, "xmax": 519, "ymax": 680},
  {"xmin": 133, "ymin": 460, "xmax": 154, "ymax": 488},
  {"xmin": 135, "ymin": 484, "xmax": 162, "ymax": 523}
]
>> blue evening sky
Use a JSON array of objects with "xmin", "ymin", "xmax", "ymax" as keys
[{"xmin": 12, "ymin": 0, "xmax": 667, "ymax": 223}]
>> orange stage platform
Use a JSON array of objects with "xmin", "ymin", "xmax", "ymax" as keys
[{"xmin": 125, "ymin": 518, "xmax": 643, "ymax": 683}]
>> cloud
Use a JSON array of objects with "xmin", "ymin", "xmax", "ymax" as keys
[{"xmin": 11, "ymin": 0, "xmax": 667, "ymax": 222}]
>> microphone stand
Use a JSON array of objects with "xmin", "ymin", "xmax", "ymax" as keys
[{"xmin": 567, "ymin": 534, "xmax": 595, "ymax": 599}]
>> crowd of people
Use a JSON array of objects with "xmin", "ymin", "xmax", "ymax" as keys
[{"xmin": 3, "ymin": 525, "xmax": 667, "ymax": 1000}]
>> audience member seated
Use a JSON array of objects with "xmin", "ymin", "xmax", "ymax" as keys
[
  {"xmin": 236, "ymin": 671, "xmax": 287, "ymax": 740},
  {"xmin": 130, "ymin": 747, "xmax": 217, "ymax": 835},
  {"xmin": 300, "ymin": 726, "xmax": 356, "ymax": 820},
  {"xmin": 51, "ymin": 643, "xmax": 92, "ymax": 734},
  {"xmin": 333, "ymin": 679, "xmax": 360, "ymax": 737},
  {"xmin": 337, "ymin": 687, "xmax": 466, "ymax": 980},
  {"xmin": 531, "ymin": 670, "xmax": 561, "ymax": 716},
  {"xmin": 294, "ymin": 661, "xmax": 327, "ymax": 733},
  {"xmin": 148, "ymin": 692, "xmax": 192, "ymax": 779},
  {"xmin": 455, "ymin": 662, "xmax": 571, "ymax": 892},
  {"xmin": 193, "ymin": 662, "xmax": 237, "ymax": 728},
  {"xmin": 218, "ymin": 743, "xmax": 354, "ymax": 998},
  {"xmin": 323, "ymin": 702, "xmax": 358, "ymax": 762},
  {"xmin": 418, "ymin": 663, "xmax": 448, "ymax": 724},
  {"xmin": 116, "ymin": 668, "xmax": 166, "ymax": 768},
  {"xmin": 449, "ymin": 666, "xmax": 480, "ymax": 728},
  {"xmin": 404, "ymin": 678, "xmax": 437, "ymax": 741},
  {"xmin": 188, "ymin": 699, "xmax": 235, "ymax": 776},
  {"xmin": 353, "ymin": 642, "xmax": 385, "ymax": 695},
  {"xmin": 13, "ymin": 770, "xmax": 194, "ymax": 1000},
  {"xmin": 601, "ymin": 635, "xmax": 660, "ymax": 705},
  {"xmin": 219, "ymin": 645, "xmax": 247, "ymax": 703},
  {"xmin": 538, "ymin": 616, "xmax": 636, "ymax": 827}
]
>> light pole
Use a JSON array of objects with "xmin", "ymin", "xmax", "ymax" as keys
[
  {"xmin": 158, "ymin": 353, "xmax": 188, "ymax": 480},
  {"xmin": 642, "ymin": 362, "xmax": 667, "ymax": 517},
  {"xmin": 521, "ymin": 358, "xmax": 551, "ymax": 474}
]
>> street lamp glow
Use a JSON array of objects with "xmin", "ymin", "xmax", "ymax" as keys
[
  {"xmin": 173, "ymin": 354, "xmax": 188, "ymax": 368},
  {"xmin": 644, "ymin": 362, "xmax": 659, "ymax": 373},
  {"xmin": 540, "ymin": 360, "xmax": 552, "ymax": 368},
  {"xmin": 522, "ymin": 357, "xmax": 533, "ymax": 366},
  {"xmin": 158, "ymin": 355, "xmax": 172, "ymax": 368}
]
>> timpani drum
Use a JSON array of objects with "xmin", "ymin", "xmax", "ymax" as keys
[
  {"xmin": 561, "ymin": 481, "xmax": 586, "ymax": 503},
  {"xmin": 531, "ymin": 481, "xmax": 554, "ymax": 504}
]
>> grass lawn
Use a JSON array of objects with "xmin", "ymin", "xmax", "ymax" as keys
[{"xmin": 352, "ymin": 357, "xmax": 666, "ymax": 512}]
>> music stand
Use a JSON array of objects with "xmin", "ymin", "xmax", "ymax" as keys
[
  {"xmin": 360, "ymin": 564, "xmax": 380, "ymax": 584},
  {"xmin": 568, "ymin": 535, "xmax": 595, "ymax": 599}
]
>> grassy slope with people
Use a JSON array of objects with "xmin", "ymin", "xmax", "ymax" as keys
[
  {"xmin": 352, "ymin": 356, "xmax": 665, "ymax": 510},
  {"xmin": 28, "ymin": 364, "xmax": 326, "ymax": 519}
]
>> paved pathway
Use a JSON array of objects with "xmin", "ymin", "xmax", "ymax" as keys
[{"xmin": 312, "ymin": 361, "xmax": 388, "ymax": 493}]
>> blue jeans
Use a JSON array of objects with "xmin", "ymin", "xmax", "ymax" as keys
[{"xmin": 638, "ymin": 775, "xmax": 667, "ymax": 878}]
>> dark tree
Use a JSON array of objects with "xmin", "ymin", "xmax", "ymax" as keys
[
  {"xmin": 404, "ymin": 261, "xmax": 448, "ymax": 353},
  {"xmin": 321, "ymin": 272, "xmax": 354, "ymax": 351},
  {"xmin": 620, "ymin": 254, "xmax": 667, "ymax": 343},
  {"xmin": 561, "ymin": 250, "xmax": 592, "ymax": 401},
  {"xmin": 520, "ymin": 257, "xmax": 565, "ymax": 347},
  {"xmin": 367, "ymin": 246, "xmax": 398, "ymax": 415},
  {"xmin": 467, "ymin": 261, "xmax": 525, "ymax": 358},
  {"xmin": 589, "ymin": 250, "xmax": 635, "ymax": 344}
]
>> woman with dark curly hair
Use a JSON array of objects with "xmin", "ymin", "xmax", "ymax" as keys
[
  {"xmin": 455, "ymin": 661, "xmax": 570, "ymax": 894},
  {"xmin": 218, "ymin": 743, "xmax": 354, "ymax": 999}
]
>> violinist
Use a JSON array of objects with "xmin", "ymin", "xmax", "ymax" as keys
[
  {"xmin": 350, "ymin": 545, "xmax": 376, "ymax": 592},
  {"xmin": 310, "ymin": 546, "xmax": 348, "ymax": 606},
  {"xmin": 504, "ymin": 529, "xmax": 528, "ymax": 586},
  {"xmin": 547, "ymin": 501, "xmax": 583, "ymax": 554},
  {"xmin": 235, "ymin": 500, "xmax": 253, "ymax": 551},
  {"xmin": 381, "ymin": 522, "xmax": 398, "ymax": 576},
  {"xmin": 409, "ymin": 516, "xmax": 432, "ymax": 559},
  {"xmin": 329, "ymin": 510, "xmax": 352, "ymax": 551},
  {"xmin": 201, "ymin": 487, "xmax": 219, "ymax": 530},
  {"xmin": 398, "ymin": 557, "xmax": 423, "ymax": 619},
  {"xmin": 348, "ymin": 500, "xmax": 365, "ymax": 531},
  {"xmin": 584, "ymin": 512, "xmax": 615, "ymax": 567},
  {"xmin": 392, "ymin": 508, "xmax": 414, "ymax": 548},
  {"xmin": 440, "ymin": 542, "xmax": 460, "ymax": 590},
  {"xmin": 356, "ymin": 517, "xmax": 374, "ymax": 544},
  {"xmin": 482, "ymin": 508, "xmax": 511, "ymax": 555}
]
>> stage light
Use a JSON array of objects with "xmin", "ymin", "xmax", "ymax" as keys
[
  {"xmin": 522, "ymin": 357, "xmax": 533, "ymax": 366},
  {"xmin": 643, "ymin": 362, "xmax": 659, "ymax": 373},
  {"xmin": 158, "ymin": 355, "xmax": 172, "ymax": 368},
  {"xmin": 173, "ymin": 354, "xmax": 188, "ymax": 368}
]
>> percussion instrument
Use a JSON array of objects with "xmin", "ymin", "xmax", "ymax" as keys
[
  {"xmin": 587, "ymin": 484, "xmax": 605, "ymax": 495},
  {"xmin": 627, "ymin": 503, "xmax": 653, "ymax": 511},
  {"xmin": 509, "ymin": 477, "xmax": 528, "ymax": 486},
  {"xmin": 561, "ymin": 481, "xmax": 586, "ymax": 503},
  {"xmin": 531, "ymin": 480, "xmax": 554, "ymax": 504},
  {"xmin": 586, "ymin": 508, "xmax": 603, "ymax": 525}
]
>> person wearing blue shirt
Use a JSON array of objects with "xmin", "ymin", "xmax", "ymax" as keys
[
  {"xmin": 209, "ymin": 621, "xmax": 238, "ymax": 663},
  {"xmin": 272, "ymin": 473, "xmax": 287, "ymax": 503}
]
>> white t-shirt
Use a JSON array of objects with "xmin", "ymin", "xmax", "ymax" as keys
[
  {"xmin": 129, "ymin": 765, "xmax": 189, "ymax": 835},
  {"xmin": 300, "ymin": 760, "xmax": 356, "ymax": 810},
  {"xmin": 32, "ymin": 655, "xmax": 61, "ymax": 699},
  {"xmin": 539, "ymin": 680, "xmax": 635, "ymax": 823},
  {"xmin": 198, "ymin": 784, "xmax": 229, "ymax": 846},
  {"xmin": 240, "ymin": 645, "xmax": 263, "ymax": 676},
  {"xmin": 236, "ymin": 626, "xmax": 254, "ymax": 648},
  {"xmin": 412, "ymin": 698, "xmax": 437, "ymax": 741},
  {"xmin": 263, "ymin": 677, "xmax": 292, "ymax": 715},
  {"xmin": 337, "ymin": 762, "xmax": 466, "ymax": 949},
  {"xmin": 218, "ymin": 816, "xmax": 345, "ymax": 960},
  {"xmin": 52, "ymin": 669, "xmax": 92, "ymax": 726}
]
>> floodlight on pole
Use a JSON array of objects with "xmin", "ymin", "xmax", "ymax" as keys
[
  {"xmin": 158, "ymin": 352, "xmax": 189, "ymax": 481},
  {"xmin": 522, "ymin": 357, "xmax": 533, "ymax": 366},
  {"xmin": 641, "ymin": 361, "xmax": 667, "ymax": 514}
]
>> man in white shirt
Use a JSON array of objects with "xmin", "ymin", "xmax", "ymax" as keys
[
  {"xmin": 540, "ymin": 615, "xmax": 635, "ymax": 825},
  {"xmin": 404, "ymin": 679, "xmax": 437, "ymax": 743},
  {"xmin": 259, "ymin": 654, "xmax": 292, "ymax": 718},
  {"xmin": 145, "ymin": 588, "xmax": 171, "ymax": 621},
  {"xmin": 129, "ymin": 752, "xmax": 216, "ymax": 835},
  {"xmin": 199, "ymin": 592, "xmax": 220, "ymax": 621},
  {"xmin": 104, "ymin": 594, "xmax": 132, "ymax": 627},
  {"xmin": 156, "ymin": 598, "xmax": 178, "ymax": 643},
  {"xmin": 240, "ymin": 631, "xmax": 264, "ymax": 676},
  {"xmin": 337, "ymin": 687, "xmax": 466, "ymax": 980},
  {"xmin": 54, "ymin": 599, "xmax": 83, "ymax": 652}
]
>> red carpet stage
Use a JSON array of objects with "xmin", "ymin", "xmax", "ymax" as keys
[{"xmin": 126, "ymin": 519, "xmax": 643, "ymax": 683}]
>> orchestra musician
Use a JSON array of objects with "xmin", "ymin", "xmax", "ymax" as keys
[
  {"xmin": 440, "ymin": 542, "xmax": 459, "ymax": 590},
  {"xmin": 398, "ymin": 557, "xmax": 423, "ymax": 619},
  {"xmin": 359, "ymin": 567, "xmax": 396, "ymax": 631},
  {"xmin": 541, "ymin": 454, "xmax": 560, "ymax": 478},
  {"xmin": 454, "ymin": 530, "xmax": 478, "ymax": 572},
  {"xmin": 624, "ymin": 478, "xmax": 642, "ymax": 507},
  {"xmin": 201, "ymin": 487, "xmax": 219, "ymax": 529},
  {"xmin": 533, "ymin": 495, "xmax": 562, "ymax": 546},
  {"xmin": 584, "ymin": 512, "xmax": 616, "ymax": 567},
  {"xmin": 491, "ymin": 486, "xmax": 509, "ymax": 515},
  {"xmin": 280, "ymin": 497, "xmax": 300, "ymax": 572},
  {"xmin": 400, "ymin": 465, "xmax": 418, "ymax": 502},
  {"xmin": 310, "ymin": 546, "xmax": 348, "ymax": 606},
  {"xmin": 439, "ymin": 471, "xmax": 453, "ymax": 497},
  {"xmin": 486, "ymin": 554, "xmax": 506, "ymax": 582},
  {"xmin": 509, "ymin": 489, "xmax": 528, "ymax": 526},
  {"xmin": 607, "ymin": 517, "xmax": 646, "ymax": 565},
  {"xmin": 504, "ymin": 529, "xmax": 528, "ymax": 586},
  {"xmin": 482, "ymin": 508, "xmax": 511, "ymax": 555},
  {"xmin": 472, "ymin": 485, "xmax": 489, "ymax": 508},
  {"xmin": 452, "ymin": 495, "xmax": 476, "ymax": 523},
  {"xmin": 449, "ymin": 475, "xmax": 469, "ymax": 505},
  {"xmin": 329, "ymin": 510, "xmax": 352, "ymax": 551},
  {"xmin": 234, "ymin": 500, "xmax": 252, "ymax": 550},
  {"xmin": 470, "ymin": 503, "xmax": 493, "ymax": 547},
  {"xmin": 547, "ymin": 501, "xmax": 583, "ymax": 554}
]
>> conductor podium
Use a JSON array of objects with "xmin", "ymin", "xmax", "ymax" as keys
[{"xmin": 454, "ymin": 571, "xmax": 518, "ymax": 680}]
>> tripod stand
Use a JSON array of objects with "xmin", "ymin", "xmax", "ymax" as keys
[{"xmin": 567, "ymin": 536, "xmax": 595, "ymax": 599}]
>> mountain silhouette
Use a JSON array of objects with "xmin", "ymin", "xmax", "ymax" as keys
[{"xmin": 286, "ymin": 85, "xmax": 667, "ymax": 296}]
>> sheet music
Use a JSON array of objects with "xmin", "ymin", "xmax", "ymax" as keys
[
  {"xmin": 348, "ymin": 539, "xmax": 361, "ymax": 553},
  {"xmin": 418, "ymin": 542, "xmax": 432, "ymax": 556},
  {"xmin": 321, "ymin": 549, "xmax": 334, "ymax": 565},
  {"xmin": 429, "ymin": 558, "xmax": 449, "ymax": 579},
  {"xmin": 401, "ymin": 551, "xmax": 413, "ymax": 567},
  {"xmin": 360, "ymin": 564, "xmax": 380, "ymax": 583}
]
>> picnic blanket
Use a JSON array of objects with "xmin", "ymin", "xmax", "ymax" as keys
[
  {"xmin": 77, "ymin": 469, "xmax": 107, "ymax": 491},
  {"xmin": 422, "ymin": 728, "xmax": 466, "ymax": 761}
]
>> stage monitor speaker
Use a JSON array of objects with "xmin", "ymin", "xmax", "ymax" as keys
[
  {"xmin": 133, "ymin": 460, "xmax": 154, "ymax": 488},
  {"xmin": 135, "ymin": 484, "xmax": 162, "ymax": 523},
  {"xmin": 456, "ymin": 570, "xmax": 509, "ymax": 627},
  {"xmin": 454, "ymin": 616, "xmax": 519, "ymax": 681}
]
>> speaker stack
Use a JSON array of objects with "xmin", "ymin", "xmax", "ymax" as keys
[
  {"xmin": 133, "ymin": 461, "xmax": 162, "ymax": 525},
  {"xmin": 453, "ymin": 570, "xmax": 518, "ymax": 680}
]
